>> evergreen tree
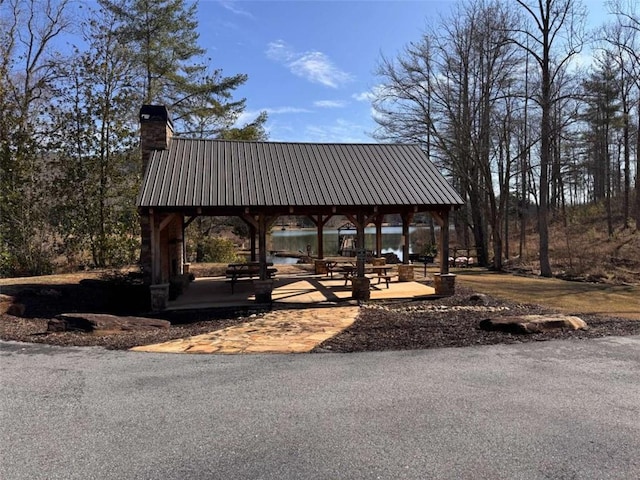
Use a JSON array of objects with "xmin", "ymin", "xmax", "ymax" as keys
[
  {"xmin": 51, "ymin": 4, "xmax": 140, "ymax": 267},
  {"xmin": 99, "ymin": 0, "xmax": 266, "ymax": 137},
  {"xmin": 580, "ymin": 51, "xmax": 622, "ymax": 236}
]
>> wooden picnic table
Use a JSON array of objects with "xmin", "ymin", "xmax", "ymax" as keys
[
  {"xmin": 324, "ymin": 259, "xmax": 355, "ymax": 277},
  {"xmin": 226, "ymin": 262, "xmax": 276, "ymax": 293},
  {"xmin": 331, "ymin": 264, "xmax": 396, "ymax": 288},
  {"xmin": 366, "ymin": 265, "xmax": 395, "ymax": 288}
]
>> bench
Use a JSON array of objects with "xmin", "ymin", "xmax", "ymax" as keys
[
  {"xmin": 374, "ymin": 274, "xmax": 396, "ymax": 288},
  {"xmin": 343, "ymin": 272, "xmax": 396, "ymax": 288},
  {"xmin": 342, "ymin": 270, "xmax": 355, "ymax": 286},
  {"xmin": 226, "ymin": 264, "xmax": 277, "ymax": 293}
]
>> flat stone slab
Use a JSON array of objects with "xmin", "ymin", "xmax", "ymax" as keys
[
  {"xmin": 131, "ymin": 306, "xmax": 359, "ymax": 354},
  {"xmin": 479, "ymin": 314, "xmax": 587, "ymax": 334},
  {"xmin": 49, "ymin": 313, "xmax": 170, "ymax": 333}
]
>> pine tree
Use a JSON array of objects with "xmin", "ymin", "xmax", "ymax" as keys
[
  {"xmin": 99, "ymin": 0, "xmax": 266, "ymax": 137},
  {"xmin": 51, "ymin": 4, "xmax": 140, "ymax": 267}
]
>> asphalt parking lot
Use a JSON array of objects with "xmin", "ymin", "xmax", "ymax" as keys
[{"xmin": 1, "ymin": 336, "xmax": 639, "ymax": 479}]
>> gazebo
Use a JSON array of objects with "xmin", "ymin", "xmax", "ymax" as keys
[{"xmin": 137, "ymin": 105, "xmax": 464, "ymax": 309}]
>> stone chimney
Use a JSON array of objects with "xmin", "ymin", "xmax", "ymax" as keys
[
  {"xmin": 139, "ymin": 105, "xmax": 173, "ymax": 285},
  {"xmin": 139, "ymin": 105, "xmax": 173, "ymax": 175}
]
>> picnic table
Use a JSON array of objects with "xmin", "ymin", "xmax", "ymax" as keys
[
  {"xmin": 326, "ymin": 259, "xmax": 355, "ymax": 279},
  {"xmin": 366, "ymin": 265, "xmax": 395, "ymax": 288},
  {"xmin": 331, "ymin": 264, "xmax": 396, "ymax": 288},
  {"xmin": 226, "ymin": 262, "xmax": 277, "ymax": 293}
]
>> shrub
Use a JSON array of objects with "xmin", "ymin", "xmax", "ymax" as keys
[{"xmin": 200, "ymin": 237, "xmax": 239, "ymax": 263}]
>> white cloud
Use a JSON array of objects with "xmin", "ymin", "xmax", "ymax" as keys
[
  {"xmin": 313, "ymin": 100, "xmax": 347, "ymax": 108},
  {"xmin": 301, "ymin": 119, "xmax": 371, "ymax": 143},
  {"xmin": 265, "ymin": 40, "xmax": 293, "ymax": 62},
  {"xmin": 266, "ymin": 106, "xmax": 313, "ymax": 115},
  {"xmin": 236, "ymin": 106, "xmax": 371, "ymax": 143},
  {"xmin": 569, "ymin": 51, "xmax": 595, "ymax": 71},
  {"xmin": 353, "ymin": 85, "xmax": 388, "ymax": 103},
  {"xmin": 266, "ymin": 40, "xmax": 353, "ymax": 88},
  {"xmin": 352, "ymin": 91, "xmax": 374, "ymax": 102},
  {"xmin": 218, "ymin": 1, "xmax": 254, "ymax": 18},
  {"xmin": 234, "ymin": 106, "xmax": 312, "ymax": 127}
]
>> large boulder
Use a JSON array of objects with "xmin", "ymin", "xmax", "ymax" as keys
[
  {"xmin": 0, "ymin": 294, "xmax": 25, "ymax": 317},
  {"xmin": 479, "ymin": 314, "xmax": 587, "ymax": 334},
  {"xmin": 48, "ymin": 313, "xmax": 170, "ymax": 333}
]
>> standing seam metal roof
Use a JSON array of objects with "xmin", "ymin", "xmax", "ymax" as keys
[{"xmin": 137, "ymin": 139, "xmax": 464, "ymax": 208}]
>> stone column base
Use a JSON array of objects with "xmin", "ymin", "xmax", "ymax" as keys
[
  {"xmin": 169, "ymin": 274, "xmax": 191, "ymax": 300},
  {"xmin": 314, "ymin": 260, "xmax": 328, "ymax": 275},
  {"xmin": 398, "ymin": 264, "xmax": 415, "ymax": 282},
  {"xmin": 434, "ymin": 273, "xmax": 456, "ymax": 296},
  {"xmin": 351, "ymin": 276, "xmax": 371, "ymax": 301},
  {"xmin": 254, "ymin": 279, "xmax": 274, "ymax": 303},
  {"xmin": 150, "ymin": 284, "xmax": 170, "ymax": 312}
]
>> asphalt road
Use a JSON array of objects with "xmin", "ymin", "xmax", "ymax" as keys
[{"xmin": 1, "ymin": 337, "xmax": 639, "ymax": 480}]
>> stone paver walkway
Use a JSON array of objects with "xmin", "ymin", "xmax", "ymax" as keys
[{"xmin": 130, "ymin": 306, "xmax": 359, "ymax": 354}]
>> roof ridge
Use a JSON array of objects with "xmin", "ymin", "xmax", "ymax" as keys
[{"xmin": 170, "ymin": 137, "xmax": 421, "ymax": 147}]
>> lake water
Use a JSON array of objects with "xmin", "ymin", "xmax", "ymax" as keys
[{"xmin": 269, "ymin": 226, "xmax": 433, "ymax": 263}]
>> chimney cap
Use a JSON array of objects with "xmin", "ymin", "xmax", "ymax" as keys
[{"xmin": 139, "ymin": 105, "xmax": 173, "ymax": 128}]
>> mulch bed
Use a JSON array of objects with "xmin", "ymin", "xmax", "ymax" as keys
[
  {"xmin": 2, "ymin": 284, "xmax": 639, "ymax": 352},
  {"xmin": 315, "ymin": 287, "xmax": 640, "ymax": 352}
]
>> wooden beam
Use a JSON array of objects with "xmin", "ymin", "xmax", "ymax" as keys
[
  {"xmin": 240, "ymin": 213, "xmax": 259, "ymax": 229},
  {"xmin": 184, "ymin": 215, "xmax": 199, "ymax": 228},
  {"xmin": 158, "ymin": 213, "xmax": 176, "ymax": 232},
  {"xmin": 430, "ymin": 210, "xmax": 445, "ymax": 227}
]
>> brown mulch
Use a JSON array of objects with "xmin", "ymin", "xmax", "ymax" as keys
[
  {"xmin": 2, "ymin": 284, "xmax": 639, "ymax": 351},
  {"xmin": 315, "ymin": 287, "xmax": 640, "ymax": 352}
]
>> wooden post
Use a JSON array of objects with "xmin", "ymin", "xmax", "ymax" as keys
[
  {"xmin": 150, "ymin": 213, "xmax": 176, "ymax": 284},
  {"xmin": 346, "ymin": 212, "xmax": 378, "ymax": 277},
  {"xmin": 441, "ymin": 210, "xmax": 449, "ymax": 274},
  {"xmin": 375, "ymin": 214, "xmax": 383, "ymax": 257},
  {"xmin": 250, "ymin": 224, "xmax": 257, "ymax": 262},
  {"xmin": 432, "ymin": 210, "xmax": 450, "ymax": 275},
  {"xmin": 401, "ymin": 212, "xmax": 414, "ymax": 264},
  {"xmin": 258, "ymin": 214, "xmax": 268, "ymax": 280},
  {"xmin": 239, "ymin": 214, "xmax": 258, "ymax": 262},
  {"xmin": 356, "ymin": 212, "xmax": 366, "ymax": 277},
  {"xmin": 181, "ymin": 215, "xmax": 187, "ymax": 271},
  {"xmin": 150, "ymin": 210, "xmax": 160, "ymax": 284},
  {"xmin": 308, "ymin": 214, "xmax": 332, "ymax": 259},
  {"xmin": 342, "ymin": 212, "xmax": 371, "ymax": 300}
]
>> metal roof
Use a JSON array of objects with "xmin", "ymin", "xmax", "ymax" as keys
[{"xmin": 137, "ymin": 139, "xmax": 464, "ymax": 211}]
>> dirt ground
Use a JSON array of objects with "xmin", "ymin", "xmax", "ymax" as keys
[{"xmin": 1, "ymin": 266, "xmax": 640, "ymax": 352}]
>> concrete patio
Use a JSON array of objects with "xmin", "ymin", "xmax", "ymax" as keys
[{"xmin": 168, "ymin": 268, "xmax": 436, "ymax": 311}]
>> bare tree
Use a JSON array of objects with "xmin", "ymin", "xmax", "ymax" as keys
[
  {"xmin": 374, "ymin": 0, "xmax": 523, "ymax": 269},
  {"xmin": 0, "ymin": 0, "xmax": 72, "ymax": 275},
  {"xmin": 512, "ymin": 0, "xmax": 586, "ymax": 277},
  {"xmin": 606, "ymin": 0, "xmax": 640, "ymax": 229}
]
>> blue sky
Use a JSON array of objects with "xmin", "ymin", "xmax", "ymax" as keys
[
  {"xmin": 197, "ymin": 0, "xmax": 610, "ymax": 143},
  {"xmin": 198, "ymin": 1, "xmax": 456, "ymax": 142}
]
